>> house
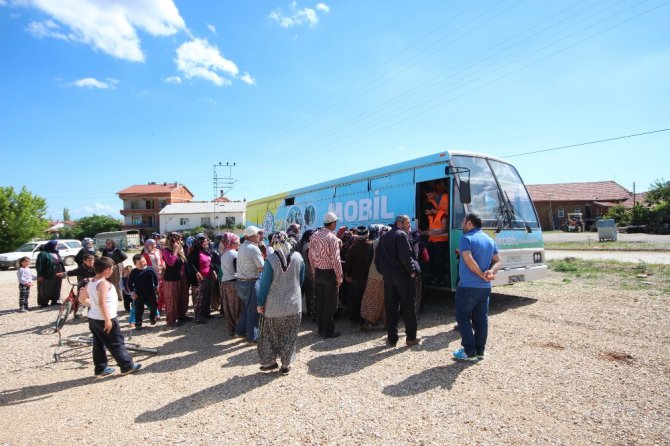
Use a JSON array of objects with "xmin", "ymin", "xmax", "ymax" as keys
[
  {"xmin": 47, "ymin": 220, "xmax": 75, "ymax": 236},
  {"xmin": 526, "ymin": 181, "xmax": 632, "ymax": 230},
  {"xmin": 117, "ymin": 182, "xmax": 194, "ymax": 236},
  {"xmin": 158, "ymin": 201, "xmax": 247, "ymax": 235}
]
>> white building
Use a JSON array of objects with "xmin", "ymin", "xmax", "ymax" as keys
[{"xmin": 158, "ymin": 201, "xmax": 246, "ymax": 234}]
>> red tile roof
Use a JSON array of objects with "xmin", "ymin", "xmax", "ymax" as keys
[
  {"xmin": 621, "ymin": 192, "xmax": 647, "ymax": 208},
  {"xmin": 117, "ymin": 182, "xmax": 194, "ymax": 197},
  {"xmin": 526, "ymin": 181, "xmax": 631, "ymax": 202},
  {"xmin": 212, "ymin": 195, "xmax": 230, "ymax": 203}
]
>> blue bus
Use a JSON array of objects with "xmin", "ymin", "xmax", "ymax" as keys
[{"xmin": 246, "ymin": 151, "xmax": 547, "ymax": 290}]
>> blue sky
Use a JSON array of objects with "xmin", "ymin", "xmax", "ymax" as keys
[{"xmin": 1, "ymin": 0, "xmax": 668, "ymax": 220}]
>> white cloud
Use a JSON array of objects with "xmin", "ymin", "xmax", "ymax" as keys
[
  {"xmin": 175, "ymin": 38, "xmax": 239, "ymax": 86},
  {"xmin": 68, "ymin": 77, "xmax": 118, "ymax": 89},
  {"xmin": 269, "ymin": 2, "xmax": 329, "ymax": 29},
  {"xmin": 164, "ymin": 75, "xmax": 182, "ymax": 84},
  {"xmin": 18, "ymin": 0, "xmax": 186, "ymax": 62},
  {"xmin": 207, "ymin": 23, "xmax": 216, "ymax": 34},
  {"xmin": 240, "ymin": 72, "xmax": 256, "ymax": 85},
  {"xmin": 83, "ymin": 203, "xmax": 116, "ymax": 214}
]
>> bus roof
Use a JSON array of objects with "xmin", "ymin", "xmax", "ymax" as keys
[{"xmin": 248, "ymin": 150, "xmax": 511, "ymax": 205}]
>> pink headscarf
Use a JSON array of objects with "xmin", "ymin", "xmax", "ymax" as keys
[{"xmin": 220, "ymin": 232, "xmax": 240, "ymax": 252}]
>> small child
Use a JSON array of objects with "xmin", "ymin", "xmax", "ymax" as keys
[
  {"xmin": 121, "ymin": 265, "xmax": 136, "ymax": 327},
  {"xmin": 62, "ymin": 252, "xmax": 96, "ymax": 318},
  {"xmin": 80, "ymin": 256, "xmax": 141, "ymax": 378},
  {"xmin": 16, "ymin": 256, "xmax": 36, "ymax": 312},
  {"xmin": 127, "ymin": 254, "xmax": 159, "ymax": 330}
]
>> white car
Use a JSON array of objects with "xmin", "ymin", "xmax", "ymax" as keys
[{"xmin": 0, "ymin": 239, "xmax": 83, "ymax": 270}]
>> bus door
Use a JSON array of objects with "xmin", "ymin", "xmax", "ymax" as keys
[{"xmin": 415, "ymin": 177, "xmax": 451, "ymax": 289}]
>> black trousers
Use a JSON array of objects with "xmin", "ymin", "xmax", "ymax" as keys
[
  {"xmin": 383, "ymin": 274, "xmax": 418, "ymax": 344},
  {"xmin": 347, "ymin": 278, "xmax": 366, "ymax": 323},
  {"xmin": 135, "ymin": 291, "xmax": 157, "ymax": 327},
  {"xmin": 88, "ymin": 318, "xmax": 133, "ymax": 374},
  {"xmin": 314, "ymin": 268, "xmax": 338, "ymax": 337}
]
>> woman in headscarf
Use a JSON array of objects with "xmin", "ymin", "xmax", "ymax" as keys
[
  {"xmin": 100, "ymin": 239, "xmax": 128, "ymax": 301},
  {"xmin": 143, "ymin": 239, "xmax": 165, "ymax": 318},
  {"xmin": 187, "ymin": 233, "xmax": 214, "ymax": 324},
  {"xmin": 360, "ymin": 224, "xmax": 390, "ymax": 330},
  {"xmin": 74, "ymin": 237, "xmax": 97, "ymax": 267},
  {"xmin": 161, "ymin": 232, "xmax": 187, "ymax": 327},
  {"xmin": 209, "ymin": 237, "xmax": 223, "ymax": 315},
  {"xmin": 218, "ymin": 232, "xmax": 241, "ymax": 335},
  {"xmin": 36, "ymin": 240, "xmax": 64, "ymax": 306},
  {"xmin": 297, "ymin": 229, "xmax": 315, "ymax": 321},
  {"xmin": 256, "ymin": 231, "xmax": 305, "ymax": 375}
]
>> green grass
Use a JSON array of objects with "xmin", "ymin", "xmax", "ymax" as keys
[
  {"xmin": 548, "ymin": 258, "xmax": 670, "ymax": 296},
  {"xmin": 544, "ymin": 241, "xmax": 670, "ymax": 251}
]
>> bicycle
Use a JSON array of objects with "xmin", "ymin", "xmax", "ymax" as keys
[{"xmin": 54, "ymin": 275, "xmax": 87, "ymax": 333}]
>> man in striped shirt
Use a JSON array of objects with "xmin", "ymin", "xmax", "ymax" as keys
[{"xmin": 309, "ymin": 212, "xmax": 343, "ymax": 338}]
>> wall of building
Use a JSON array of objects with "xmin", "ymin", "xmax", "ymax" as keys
[{"xmin": 160, "ymin": 212, "xmax": 245, "ymax": 234}]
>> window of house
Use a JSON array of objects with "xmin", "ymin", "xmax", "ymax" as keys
[
  {"xmin": 160, "ymin": 200, "xmax": 167, "ymax": 209},
  {"xmin": 201, "ymin": 217, "xmax": 211, "ymax": 227},
  {"xmin": 130, "ymin": 200, "xmax": 140, "ymax": 210},
  {"xmin": 574, "ymin": 209, "xmax": 580, "ymax": 214},
  {"xmin": 180, "ymin": 218, "xmax": 189, "ymax": 226},
  {"xmin": 145, "ymin": 200, "xmax": 154, "ymax": 209},
  {"xmin": 132, "ymin": 216, "xmax": 141, "ymax": 225},
  {"xmin": 142, "ymin": 216, "xmax": 153, "ymax": 226},
  {"xmin": 226, "ymin": 217, "xmax": 236, "ymax": 228},
  {"xmin": 557, "ymin": 209, "xmax": 564, "ymax": 218}
]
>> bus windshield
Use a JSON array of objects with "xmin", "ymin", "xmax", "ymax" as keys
[{"xmin": 451, "ymin": 155, "xmax": 539, "ymax": 229}]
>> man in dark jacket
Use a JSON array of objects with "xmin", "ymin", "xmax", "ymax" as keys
[{"xmin": 375, "ymin": 214, "xmax": 421, "ymax": 347}]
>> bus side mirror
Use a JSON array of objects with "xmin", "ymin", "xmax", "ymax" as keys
[{"xmin": 459, "ymin": 180, "xmax": 471, "ymax": 204}]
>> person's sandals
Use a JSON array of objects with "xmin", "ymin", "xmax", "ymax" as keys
[
  {"xmin": 280, "ymin": 366, "xmax": 291, "ymax": 375},
  {"xmin": 259, "ymin": 362, "xmax": 279, "ymax": 371}
]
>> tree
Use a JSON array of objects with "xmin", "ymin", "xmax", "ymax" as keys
[
  {"xmin": 605, "ymin": 205, "xmax": 630, "ymax": 226},
  {"xmin": 0, "ymin": 186, "xmax": 49, "ymax": 252},
  {"xmin": 63, "ymin": 208, "xmax": 71, "ymax": 222},
  {"xmin": 645, "ymin": 179, "xmax": 670, "ymax": 206},
  {"xmin": 75, "ymin": 215, "xmax": 123, "ymax": 238}
]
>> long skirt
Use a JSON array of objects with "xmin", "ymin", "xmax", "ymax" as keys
[
  {"xmin": 162, "ymin": 280, "xmax": 180, "ymax": 325},
  {"xmin": 221, "ymin": 280, "xmax": 242, "ymax": 335},
  {"xmin": 110, "ymin": 263, "xmax": 123, "ymax": 301},
  {"xmin": 37, "ymin": 277, "xmax": 62, "ymax": 306},
  {"xmin": 258, "ymin": 313, "xmax": 301, "ymax": 367},
  {"xmin": 360, "ymin": 277, "xmax": 385, "ymax": 324},
  {"xmin": 156, "ymin": 278, "xmax": 165, "ymax": 314},
  {"xmin": 193, "ymin": 278, "xmax": 212, "ymax": 322},
  {"xmin": 178, "ymin": 275, "xmax": 190, "ymax": 319},
  {"xmin": 210, "ymin": 278, "xmax": 222, "ymax": 313}
]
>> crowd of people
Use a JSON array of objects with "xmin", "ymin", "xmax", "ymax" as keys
[{"xmin": 14, "ymin": 206, "xmax": 502, "ymax": 378}]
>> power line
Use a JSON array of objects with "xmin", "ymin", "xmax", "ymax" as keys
[{"xmin": 502, "ymin": 128, "xmax": 670, "ymax": 158}]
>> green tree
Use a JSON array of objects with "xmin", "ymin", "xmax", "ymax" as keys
[
  {"xmin": 63, "ymin": 208, "xmax": 71, "ymax": 221},
  {"xmin": 0, "ymin": 186, "xmax": 49, "ymax": 252},
  {"xmin": 629, "ymin": 204, "xmax": 651, "ymax": 226},
  {"xmin": 645, "ymin": 179, "xmax": 670, "ymax": 205},
  {"xmin": 605, "ymin": 204, "xmax": 630, "ymax": 226},
  {"xmin": 76, "ymin": 215, "xmax": 123, "ymax": 238}
]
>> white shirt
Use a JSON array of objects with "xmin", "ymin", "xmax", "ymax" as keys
[
  {"xmin": 17, "ymin": 267, "xmax": 36, "ymax": 285},
  {"xmin": 220, "ymin": 250, "xmax": 238, "ymax": 282},
  {"xmin": 86, "ymin": 278, "xmax": 118, "ymax": 320}
]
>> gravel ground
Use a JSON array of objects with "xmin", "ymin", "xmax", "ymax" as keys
[{"xmin": 0, "ymin": 266, "xmax": 668, "ymax": 446}]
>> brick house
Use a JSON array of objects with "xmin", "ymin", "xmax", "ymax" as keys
[
  {"xmin": 526, "ymin": 181, "xmax": 633, "ymax": 230},
  {"xmin": 117, "ymin": 182, "xmax": 194, "ymax": 235}
]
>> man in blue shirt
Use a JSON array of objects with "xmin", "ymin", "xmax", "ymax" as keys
[{"xmin": 453, "ymin": 213, "xmax": 502, "ymax": 361}]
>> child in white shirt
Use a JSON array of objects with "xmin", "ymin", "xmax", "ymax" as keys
[{"xmin": 16, "ymin": 257, "xmax": 36, "ymax": 312}]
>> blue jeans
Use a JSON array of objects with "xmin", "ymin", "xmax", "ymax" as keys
[
  {"xmin": 455, "ymin": 286, "xmax": 490, "ymax": 356},
  {"xmin": 235, "ymin": 279, "xmax": 259, "ymax": 341}
]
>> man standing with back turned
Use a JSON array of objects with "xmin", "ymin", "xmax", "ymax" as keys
[
  {"xmin": 453, "ymin": 212, "xmax": 502, "ymax": 361},
  {"xmin": 309, "ymin": 212, "xmax": 343, "ymax": 338},
  {"xmin": 375, "ymin": 214, "xmax": 421, "ymax": 347}
]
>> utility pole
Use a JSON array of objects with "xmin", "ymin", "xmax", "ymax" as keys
[{"xmin": 213, "ymin": 162, "xmax": 236, "ymax": 233}]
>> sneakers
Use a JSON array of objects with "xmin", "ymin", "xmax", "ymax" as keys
[
  {"xmin": 452, "ymin": 348, "xmax": 479, "ymax": 362},
  {"xmin": 94, "ymin": 366, "xmax": 116, "ymax": 379},
  {"xmin": 280, "ymin": 366, "xmax": 291, "ymax": 375},
  {"xmin": 476, "ymin": 352, "xmax": 485, "ymax": 360},
  {"xmin": 121, "ymin": 363, "xmax": 142, "ymax": 375},
  {"xmin": 259, "ymin": 362, "xmax": 279, "ymax": 372},
  {"xmin": 19, "ymin": 308, "xmax": 28, "ymax": 313}
]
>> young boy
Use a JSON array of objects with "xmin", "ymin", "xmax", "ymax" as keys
[
  {"xmin": 127, "ymin": 254, "xmax": 159, "ymax": 330},
  {"xmin": 16, "ymin": 256, "xmax": 36, "ymax": 312},
  {"xmin": 80, "ymin": 256, "xmax": 141, "ymax": 378}
]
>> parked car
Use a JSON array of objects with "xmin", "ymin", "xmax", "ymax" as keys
[{"xmin": 0, "ymin": 239, "xmax": 83, "ymax": 270}]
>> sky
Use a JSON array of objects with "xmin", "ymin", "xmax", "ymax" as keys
[{"xmin": 0, "ymin": 0, "xmax": 668, "ymax": 221}]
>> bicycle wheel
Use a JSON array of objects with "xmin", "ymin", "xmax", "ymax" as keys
[{"xmin": 54, "ymin": 300, "xmax": 73, "ymax": 331}]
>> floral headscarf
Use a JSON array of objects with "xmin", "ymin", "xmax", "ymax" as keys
[
  {"xmin": 220, "ymin": 232, "xmax": 240, "ymax": 252},
  {"xmin": 270, "ymin": 231, "xmax": 293, "ymax": 271}
]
